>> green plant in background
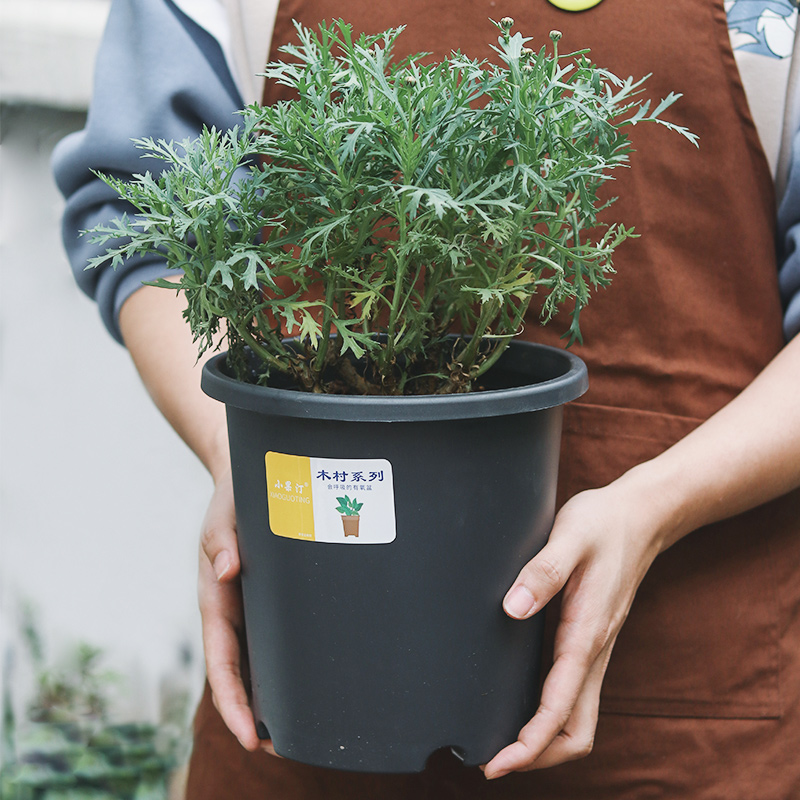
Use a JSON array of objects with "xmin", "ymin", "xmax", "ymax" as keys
[
  {"xmin": 89, "ymin": 17, "xmax": 696, "ymax": 395},
  {"xmin": 335, "ymin": 495, "xmax": 363, "ymax": 516},
  {"xmin": 1, "ymin": 607, "xmax": 192, "ymax": 800}
]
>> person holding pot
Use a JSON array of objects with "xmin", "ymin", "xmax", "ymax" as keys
[{"xmin": 54, "ymin": 0, "xmax": 800, "ymax": 797}]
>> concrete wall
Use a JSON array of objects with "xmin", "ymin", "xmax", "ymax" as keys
[
  {"xmin": 1, "ymin": 0, "xmax": 111, "ymax": 109},
  {"xmin": 1, "ymin": 0, "xmax": 207, "ymax": 725}
]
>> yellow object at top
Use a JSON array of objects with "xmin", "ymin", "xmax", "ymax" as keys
[{"xmin": 547, "ymin": 0, "xmax": 604, "ymax": 10}]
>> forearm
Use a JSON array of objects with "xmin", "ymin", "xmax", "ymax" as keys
[
  {"xmin": 118, "ymin": 284, "xmax": 230, "ymax": 482},
  {"xmin": 619, "ymin": 333, "xmax": 800, "ymax": 552}
]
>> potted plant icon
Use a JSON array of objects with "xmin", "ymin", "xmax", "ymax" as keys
[{"xmin": 336, "ymin": 495, "xmax": 363, "ymax": 537}]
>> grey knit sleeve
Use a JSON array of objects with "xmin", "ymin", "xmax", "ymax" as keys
[
  {"xmin": 52, "ymin": 0, "xmax": 243, "ymax": 343},
  {"xmin": 778, "ymin": 116, "xmax": 800, "ymax": 341}
]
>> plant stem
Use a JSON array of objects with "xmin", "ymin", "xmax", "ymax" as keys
[
  {"xmin": 313, "ymin": 274, "xmax": 338, "ymax": 375},
  {"xmin": 385, "ymin": 198, "xmax": 410, "ymax": 365},
  {"xmin": 457, "ymin": 297, "xmax": 502, "ymax": 370},
  {"xmin": 471, "ymin": 334, "xmax": 513, "ymax": 379},
  {"xmin": 233, "ymin": 323, "xmax": 293, "ymax": 376},
  {"xmin": 335, "ymin": 357, "xmax": 378, "ymax": 394}
]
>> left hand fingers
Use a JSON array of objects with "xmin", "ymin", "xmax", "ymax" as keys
[
  {"xmin": 483, "ymin": 487, "xmax": 660, "ymax": 778},
  {"xmin": 483, "ymin": 638, "xmax": 612, "ymax": 778}
]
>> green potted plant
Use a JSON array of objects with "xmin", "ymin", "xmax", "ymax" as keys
[{"xmin": 88, "ymin": 17, "xmax": 696, "ymax": 773}]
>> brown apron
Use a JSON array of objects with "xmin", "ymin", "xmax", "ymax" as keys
[{"xmin": 186, "ymin": 1, "xmax": 800, "ymax": 797}]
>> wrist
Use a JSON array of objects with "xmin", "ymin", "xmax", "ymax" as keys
[{"xmin": 610, "ymin": 456, "xmax": 694, "ymax": 554}]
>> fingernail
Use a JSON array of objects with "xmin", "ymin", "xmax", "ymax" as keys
[
  {"xmin": 213, "ymin": 552, "xmax": 232, "ymax": 581},
  {"xmin": 485, "ymin": 768, "xmax": 510, "ymax": 781},
  {"xmin": 504, "ymin": 585, "xmax": 535, "ymax": 619}
]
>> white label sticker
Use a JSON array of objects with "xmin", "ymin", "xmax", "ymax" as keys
[{"xmin": 266, "ymin": 452, "xmax": 396, "ymax": 544}]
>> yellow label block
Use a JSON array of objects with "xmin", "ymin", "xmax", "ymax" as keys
[
  {"xmin": 266, "ymin": 452, "xmax": 315, "ymax": 540},
  {"xmin": 547, "ymin": 0, "xmax": 604, "ymax": 10}
]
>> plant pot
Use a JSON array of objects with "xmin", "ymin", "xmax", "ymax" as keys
[{"xmin": 201, "ymin": 340, "xmax": 587, "ymax": 773}]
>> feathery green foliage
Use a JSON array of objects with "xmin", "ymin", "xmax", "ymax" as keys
[{"xmin": 88, "ymin": 17, "xmax": 696, "ymax": 394}]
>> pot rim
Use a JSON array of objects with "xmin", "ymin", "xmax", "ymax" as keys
[{"xmin": 201, "ymin": 340, "xmax": 588, "ymax": 422}]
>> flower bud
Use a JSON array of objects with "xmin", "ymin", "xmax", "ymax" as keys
[
  {"xmin": 500, "ymin": 16, "xmax": 514, "ymax": 29},
  {"xmin": 550, "ymin": 30, "xmax": 563, "ymax": 41},
  {"xmin": 403, "ymin": 74, "xmax": 418, "ymax": 86},
  {"xmin": 521, "ymin": 47, "xmax": 533, "ymax": 59}
]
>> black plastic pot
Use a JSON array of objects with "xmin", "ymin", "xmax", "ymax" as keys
[{"xmin": 201, "ymin": 341, "xmax": 587, "ymax": 773}]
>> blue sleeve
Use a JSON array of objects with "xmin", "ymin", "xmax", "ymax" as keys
[
  {"xmin": 778, "ymin": 123, "xmax": 800, "ymax": 341},
  {"xmin": 52, "ymin": 0, "xmax": 243, "ymax": 344}
]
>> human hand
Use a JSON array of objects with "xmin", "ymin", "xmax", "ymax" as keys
[
  {"xmin": 198, "ymin": 469, "xmax": 279, "ymax": 756},
  {"xmin": 483, "ymin": 475, "xmax": 669, "ymax": 778}
]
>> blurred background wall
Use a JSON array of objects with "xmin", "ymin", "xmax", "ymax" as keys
[{"xmin": 1, "ymin": 0, "xmax": 207, "ymax": 745}]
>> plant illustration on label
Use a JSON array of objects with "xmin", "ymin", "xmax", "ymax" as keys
[{"xmin": 335, "ymin": 495, "xmax": 364, "ymax": 538}]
